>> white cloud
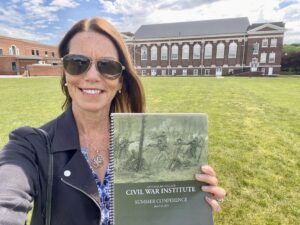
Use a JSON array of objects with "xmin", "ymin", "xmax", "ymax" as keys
[
  {"xmin": 50, "ymin": 0, "xmax": 79, "ymax": 8},
  {"xmin": 0, "ymin": 23, "xmax": 56, "ymax": 42},
  {"xmin": 98, "ymin": 0, "xmax": 300, "ymax": 43}
]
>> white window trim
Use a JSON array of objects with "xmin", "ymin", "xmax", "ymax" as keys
[
  {"xmin": 270, "ymin": 38, "xmax": 277, "ymax": 47},
  {"xmin": 260, "ymin": 52, "xmax": 267, "ymax": 63},
  {"xmin": 268, "ymin": 52, "xmax": 276, "ymax": 63},
  {"xmin": 228, "ymin": 42, "xmax": 237, "ymax": 58},
  {"xmin": 253, "ymin": 42, "xmax": 259, "ymax": 55},
  {"xmin": 151, "ymin": 46, "xmax": 157, "ymax": 61},
  {"xmin": 161, "ymin": 46, "xmax": 168, "ymax": 60},
  {"xmin": 204, "ymin": 43, "xmax": 212, "ymax": 59},
  {"xmin": 141, "ymin": 46, "xmax": 147, "ymax": 61},
  {"xmin": 171, "ymin": 45, "xmax": 178, "ymax": 60},
  {"xmin": 262, "ymin": 39, "xmax": 268, "ymax": 48},
  {"xmin": 182, "ymin": 44, "xmax": 189, "ymax": 60},
  {"xmin": 216, "ymin": 42, "xmax": 225, "ymax": 59},
  {"xmin": 193, "ymin": 44, "xmax": 201, "ymax": 59}
]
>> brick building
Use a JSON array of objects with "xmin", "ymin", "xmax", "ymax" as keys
[
  {"xmin": 0, "ymin": 35, "xmax": 61, "ymax": 76},
  {"xmin": 127, "ymin": 17, "xmax": 285, "ymax": 76}
]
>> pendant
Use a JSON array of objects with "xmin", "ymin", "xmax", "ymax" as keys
[{"xmin": 91, "ymin": 152, "xmax": 104, "ymax": 169}]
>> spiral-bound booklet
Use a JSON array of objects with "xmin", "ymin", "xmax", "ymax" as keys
[{"xmin": 110, "ymin": 113, "xmax": 213, "ymax": 225}]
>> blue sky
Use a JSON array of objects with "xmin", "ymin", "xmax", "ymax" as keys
[{"xmin": 0, "ymin": 0, "xmax": 299, "ymax": 45}]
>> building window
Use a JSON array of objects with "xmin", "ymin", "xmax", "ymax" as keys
[
  {"xmin": 141, "ymin": 46, "xmax": 147, "ymax": 60},
  {"xmin": 32, "ymin": 50, "xmax": 35, "ymax": 55},
  {"xmin": 151, "ymin": 46, "xmax": 157, "ymax": 60},
  {"xmin": 262, "ymin": 39, "xmax": 268, "ymax": 48},
  {"xmin": 161, "ymin": 45, "xmax": 168, "ymax": 60},
  {"xmin": 193, "ymin": 44, "xmax": 201, "ymax": 59},
  {"xmin": 270, "ymin": 38, "xmax": 277, "ymax": 47},
  {"xmin": 204, "ymin": 69, "xmax": 210, "ymax": 75},
  {"xmin": 11, "ymin": 62, "xmax": 17, "ymax": 71},
  {"xmin": 171, "ymin": 45, "xmax": 178, "ymax": 60},
  {"xmin": 216, "ymin": 42, "xmax": 225, "ymax": 59},
  {"xmin": 260, "ymin": 52, "xmax": 267, "ymax": 63},
  {"xmin": 228, "ymin": 42, "xmax": 237, "ymax": 58},
  {"xmin": 9, "ymin": 45, "xmax": 19, "ymax": 55},
  {"xmin": 204, "ymin": 43, "xmax": 212, "ymax": 59},
  {"xmin": 269, "ymin": 52, "xmax": 275, "ymax": 63},
  {"xmin": 36, "ymin": 50, "xmax": 39, "ymax": 56},
  {"xmin": 162, "ymin": 69, "xmax": 167, "ymax": 76},
  {"xmin": 193, "ymin": 69, "xmax": 198, "ymax": 76},
  {"xmin": 172, "ymin": 69, "xmax": 176, "ymax": 75},
  {"xmin": 0, "ymin": 49, "xmax": 3, "ymax": 55},
  {"xmin": 182, "ymin": 44, "xmax": 189, "ymax": 60},
  {"xmin": 45, "ymin": 51, "xmax": 48, "ymax": 57},
  {"xmin": 52, "ymin": 52, "xmax": 55, "ymax": 57},
  {"xmin": 182, "ymin": 69, "xmax": 187, "ymax": 76},
  {"xmin": 253, "ymin": 42, "xmax": 259, "ymax": 55}
]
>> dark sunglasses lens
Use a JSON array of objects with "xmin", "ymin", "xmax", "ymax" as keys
[
  {"xmin": 63, "ymin": 55, "xmax": 90, "ymax": 75},
  {"xmin": 97, "ymin": 60, "xmax": 123, "ymax": 78}
]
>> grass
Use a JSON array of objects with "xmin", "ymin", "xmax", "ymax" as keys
[{"xmin": 0, "ymin": 76, "xmax": 299, "ymax": 225}]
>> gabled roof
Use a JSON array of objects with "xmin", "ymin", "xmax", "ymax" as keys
[
  {"xmin": 134, "ymin": 17, "xmax": 250, "ymax": 39},
  {"xmin": 248, "ymin": 22, "xmax": 285, "ymax": 30}
]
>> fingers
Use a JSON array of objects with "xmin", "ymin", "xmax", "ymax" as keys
[
  {"xmin": 195, "ymin": 173, "xmax": 218, "ymax": 186},
  {"xmin": 205, "ymin": 196, "xmax": 221, "ymax": 212},
  {"xmin": 201, "ymin": 165, "xmax": 216, "ymax": 176},
  {"xmin": 202, "ymin": 186, "xmax": 226, "ymax": 200},
  {"xmin": 196, "ymin": 165, "xmax": 227, "ymax": 213}
]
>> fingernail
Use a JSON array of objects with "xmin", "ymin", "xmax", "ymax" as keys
[
  {"xmin": 202, "ymin": 186, "xmax": 208, "ymax": 191},
  {"xmin": 195, "ymin": 174, "xmax": 204, "ymax": 179},
  {"xmin": 201, "ymin": 165, "xmax": 209, "ymax": 172}
]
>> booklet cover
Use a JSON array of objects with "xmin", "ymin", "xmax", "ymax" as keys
[{"xmin": 110, "ymin": 113, "xmax": 213, "ymax": 225}]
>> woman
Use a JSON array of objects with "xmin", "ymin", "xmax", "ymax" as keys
[{"xmin": 0, "ymin": 18, "xmax": 226, "ymax": 225}]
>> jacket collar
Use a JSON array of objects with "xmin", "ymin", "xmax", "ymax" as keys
[{"xmin": 51, "ymin": 106, "xmax": 81, "ymax": 153}]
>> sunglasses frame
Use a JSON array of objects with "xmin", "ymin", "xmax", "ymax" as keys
[{"xmin": 62, "ymin": 54, "xmax": 125, "ymax": 80}]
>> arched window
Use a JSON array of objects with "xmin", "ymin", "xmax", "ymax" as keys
[
  {"xmin": 204, "ymin": 43, "xmax": 212, "ymax": 59},
  {"xmin": 161, "ymin": 45, "xmax": 168, "ymax": 60},
  {"xmin": 182, "ymin": 44, "xmax": 189, "ymax": 60},
  {"xmin": 151, "ymin": 46, "xmax": 157, "ymax": 60},
  {"xmin": 171, "ymin": 45, "xmax": 178, "ymax": 60},
  {"xmin": 141, "ymin": 46, "xmax": 147, "ymax": 60},
  {"xmin": 228, "ymin": 42, "xmax": 237, "ymax": 58},
  {"xmin": 216, "ymin": 42, "xmax": 225, "ymax": 59},
  {"xmin": 193, "ymin": 44, "xmax": 201, "ymax": 59},
  {"xmin": 9, "ymin": 45, "xmax": 19, "ymax": 55}
]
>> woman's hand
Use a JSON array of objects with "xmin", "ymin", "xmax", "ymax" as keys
[{"xmin": 195, "ymin": 165, "xmax": 226, "ymax": 212}]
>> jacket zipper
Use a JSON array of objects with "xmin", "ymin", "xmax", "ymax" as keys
[{"xmin": 61, "ymin": 178, "xmax": 102, "ymax": 225}]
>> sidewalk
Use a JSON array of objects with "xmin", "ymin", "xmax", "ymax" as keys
[{"xmin": 0, "ymin": 75, "xmax": 23, "ymax": 78}]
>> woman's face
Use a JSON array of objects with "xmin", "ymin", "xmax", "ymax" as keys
[{"xmin": 65, "ymin": 31, "xmax": 122, "ymax": 115}]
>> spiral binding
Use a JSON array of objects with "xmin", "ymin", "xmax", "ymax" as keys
[{"xmin": 109, "ymin": 113, "xmax": 115, "ymax": 225}]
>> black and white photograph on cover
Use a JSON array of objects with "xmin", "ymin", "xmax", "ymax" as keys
[{"xmin": 112, "ymin": 113, "xmax": 208, "ymax": 183}]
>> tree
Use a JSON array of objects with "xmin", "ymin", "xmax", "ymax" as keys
[{"xmin": 281, "ymin": 52, "xmax": 300, "ymax": 74}]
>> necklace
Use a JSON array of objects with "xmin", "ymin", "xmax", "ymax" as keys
[{"xmin": 90, "ymin": 150, "xmax": 104, "ymax": 169}]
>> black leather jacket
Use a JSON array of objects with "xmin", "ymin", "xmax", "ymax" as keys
[{"xmin": 0, "ymin": 107, "xmax": 102, "ymax": 225}]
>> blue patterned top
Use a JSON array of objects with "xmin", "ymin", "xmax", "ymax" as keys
[{"xmin": 81, "ymin": 148, "xmax": 111, "ymax": 225}]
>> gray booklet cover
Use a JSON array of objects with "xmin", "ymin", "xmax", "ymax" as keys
[{"xmin": 110, "ymin": 113, "xmax": 213, "ymax": 225}]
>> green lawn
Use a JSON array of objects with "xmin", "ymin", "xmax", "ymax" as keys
[{"xmin": 1, "ymin": 76, "xmax": 299, "ymax": 225}]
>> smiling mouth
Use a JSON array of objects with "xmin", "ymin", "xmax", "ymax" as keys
[{"xmin": 79, "ymin": 88, "xmax": 105, "ymax": 95}]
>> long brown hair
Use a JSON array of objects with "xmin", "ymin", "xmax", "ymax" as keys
[{"xmin": 59, "ymin": 17, "xmax": 145, "ymax": 113}]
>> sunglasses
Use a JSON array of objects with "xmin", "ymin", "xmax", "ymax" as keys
[{"xmin": 62, "ymin": 54, "xmax": 125, "ymax": 79}]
